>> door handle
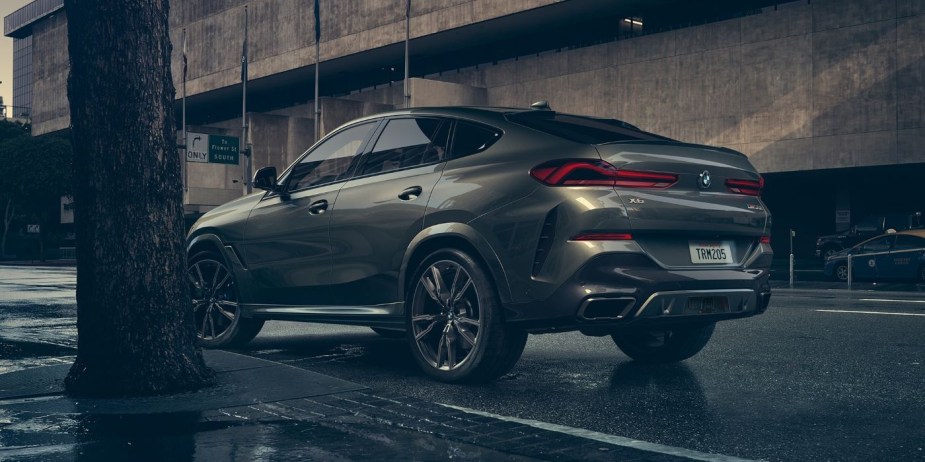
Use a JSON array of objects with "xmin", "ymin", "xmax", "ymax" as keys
[
  {"xmin": 398, "ymin": 186, "xmax": 423, "ymax": 201},
  {"xmin": 308, "ymin": 199, "xmax": 328, "ymax": 215}
]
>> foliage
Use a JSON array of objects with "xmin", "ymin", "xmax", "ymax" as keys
[{"xmin": 0, "ymin": 119, "xmax": 73, "ymax": 258}]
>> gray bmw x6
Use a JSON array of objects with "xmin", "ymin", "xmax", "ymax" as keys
[{"xmin": 187, "ymin": 106, "xmax": 773, "ymax": 383}]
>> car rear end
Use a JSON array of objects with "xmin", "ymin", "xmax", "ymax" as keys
[{"xmin": 490, "ymin": 111, "xmax": 773, "ymax": 332}]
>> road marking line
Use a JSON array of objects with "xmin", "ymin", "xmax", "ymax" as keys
[
  {"xmin": 859, "ymin": 298, "xmax": 925, "ymax": 304},
  {"xmin": 816, "ymin": 310, "xmax": 925, "ymax": 317},
  {"xmin": 439, "ymin": 403, "xmax": 762, "ymax": 462}
]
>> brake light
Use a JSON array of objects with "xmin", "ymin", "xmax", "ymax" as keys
[
  {"xmin": 726, "ymin": 177, "xmax": 764, "ymax": 196},
  {"xmin": 571, "ymin": 233, "xmax": 634, "ymax": 241},
  {"xmin": 530, "ymin": 160, "xmax": 677, "ymax": 188},
  {"xmin": 760, "ymin": 236, "xmax": 771, "ymax": 244}
]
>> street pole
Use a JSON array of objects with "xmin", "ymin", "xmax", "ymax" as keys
[
  {"xmin": 314, "ymin": 0, "xmax": 321, "ymax": 141},
  {"xmin": 789, "ymin": 228, "xmax": 795, "ymax": 289},
  {"xmin": 181, "ymin": 28, "xmax": 188, "ymax": 194},
  {"xmin": 847, "ymin": 255, "xmax": 853, "ymax": 289},
  {"xmin": 242, "ymin": 5, "xmax": 252, "ymax": 195},
  {"xmin": 404, "ymin": 0, "xmax": 411, "ymax": 109},
  {"xmin": 314, "ymin": 38, "xmax": 320, "ymax": 141}
]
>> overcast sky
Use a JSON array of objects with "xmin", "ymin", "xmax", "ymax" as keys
[{"xmin": 1, "ymin": 0, "xmax": 36, "ymax": 115}]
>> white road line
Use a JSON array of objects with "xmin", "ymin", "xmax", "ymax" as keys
[
  {"xmin": 816, "ymin": 309, "xmax": 925, "ymax": 317},
  {"xmin": 858, "ymin": 298, "xmax": 925, "ymax": 304},
  {"xmin": 439, "ymin": 403, "xmax": 762, "ymax": 462}
]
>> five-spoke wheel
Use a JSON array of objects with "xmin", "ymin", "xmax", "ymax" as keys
[
  {"xmin": 407, "ymin": 249, "xmax": 526, "ymax": 383},
  {"xmin": 188, "ymin": 251, "xmax": 264, "ymax": 347}
]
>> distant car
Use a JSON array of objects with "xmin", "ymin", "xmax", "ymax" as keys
[
  {"xmin": 815, "ymin": 212, "xmax": 924, "ymax": 260},
  {"xmin": 186, "ymin": 106, "xmax": 773, "ymax": 383},
  {"xmin": 824, "ymin": 229, "xmax": 925, "ymax": 282}
]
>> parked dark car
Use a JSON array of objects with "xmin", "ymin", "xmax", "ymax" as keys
[
  {"xmin": 815, "ymin": 212, "xmax": 924, "ymax": 260},
  {"xmin": 824, "ymin": 229, "xmax": 925, "ymax": 282},
  {"xmin": 186, "ymin": 106, "xmax": 773, "ymax": 383}
]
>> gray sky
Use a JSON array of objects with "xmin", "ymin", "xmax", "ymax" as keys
[{"xmin": 1, "ymin": 0, "xmax": 35, "ymax": 114}]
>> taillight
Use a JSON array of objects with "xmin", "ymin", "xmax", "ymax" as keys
[
  {"xmin": 571, "ymin": 233, "xmax": 634, "ymax": 241},
  {"xmin": 530, "ymin": 160, "xmax": 677, "ymax": 188},
  {"xmin": 760, "ymin": 236, "xmax": 771, "ymax": 244},
  {"xmin": 726, "ymin": 177, "xmax": 764, "ymax": 196}
]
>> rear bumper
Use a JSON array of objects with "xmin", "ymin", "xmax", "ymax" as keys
[{"xmin": 503, "ymin": 252, "xmax": 772, "ymax": 333}]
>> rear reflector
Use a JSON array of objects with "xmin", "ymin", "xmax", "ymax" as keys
[
  {"xmin": 571, "ymin": 233, "xmax": 634, "ymax": 241},
  {"xmin": 760, "ymin": 236, "xmax": 771, "ymax": 244},
  {"xmin": 726, "ymin": 177, "xmax": 764, "ymax": 196},
  {"xmin": 531, "ymin": 160, "xmax": 677, "ymax": 188}
]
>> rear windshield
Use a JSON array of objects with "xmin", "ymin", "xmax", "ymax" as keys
[{"xmin": 507, "ymin": 112, "xmax": 672, "ymax": 144}]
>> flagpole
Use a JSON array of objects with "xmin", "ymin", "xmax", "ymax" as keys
[
  {"xmin": 242, "ymin": 5, "xmax": 252, "ymax": 195},
  {"xmin": 314, "ymin": 0, "xmax": 321, "ymax": 141},
  {"xmin": 181, "ymin": 28, "xmax": 188, "ymax": 194},
  {"xmin": 404, "ymin": 0, "xmax": 411, "ymax": 108}
]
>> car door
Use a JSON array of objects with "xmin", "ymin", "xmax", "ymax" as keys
[
  {"xmin": 851, "ymin": 235, "xmax": 893, "ymax": 280},
  {"xmin": 243, "ymin": 121, "xmax": 379, "ymax": 305},
  {"xmin": 327, "ymin": 117, "xmax": 451, "ymax": 306},
  {"xmin": 882, "ymin": 234, "xmax": 925, "ymax": 280}
]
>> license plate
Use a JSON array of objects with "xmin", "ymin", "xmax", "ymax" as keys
[{"xmin": 689, "ymin": 241, "xmax": 733, "ymax": 264}]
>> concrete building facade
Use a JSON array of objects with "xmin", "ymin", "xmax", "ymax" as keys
[{"xmin": 5, "ymin": 0, "xmax": 925, "ymax": 256}]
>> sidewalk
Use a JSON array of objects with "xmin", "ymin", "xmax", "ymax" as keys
[{"xmin": 1, "ymin": 350, "xmax": 716, "ymax": 462}]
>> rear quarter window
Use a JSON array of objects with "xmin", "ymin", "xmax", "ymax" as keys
[{"xmin": 450, "ymin": 121, "xmax": 502, "ymax": 159}]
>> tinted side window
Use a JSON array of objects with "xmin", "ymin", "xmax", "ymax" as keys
[
  {"xmin": 287, "ymin": 122, "xmax": 376, "ymax": 192},
  {"xmin": 893, "ymin": 235, "xmax": 925, "ymax": 250},
  {"xmin": 359, "ymin": 118, "xmax": 449, "ymax": 175},
  {"xmin": 859, "ymin": 236, "xmax": 893, "ymax": 252},
  {"xmin": 451, "ymin": 121, "xmax": 502, "ymax": 159}
]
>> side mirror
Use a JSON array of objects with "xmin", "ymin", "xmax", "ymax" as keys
[{"xmin": 253, "ymin": 166, "xmax": 278, "ymax": 191}]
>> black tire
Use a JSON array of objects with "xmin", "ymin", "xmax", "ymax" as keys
[
  {"xmin": 406, "ymin": 248, "xmax": 527, "ymax": 383},
  {"xmin": 611, "ymin": 323, "xmax": 716, "ymax": 364},
  {"xmin": 371, "ymin": 327, "xmax": 405, "ymax": 339},
  {"xmin": 188, "ymin": 251, "xmax": 264, "ymax": 348},
  {"xmin": 833, "ymin": 262, "xmax": 849, "ymax": 282}
]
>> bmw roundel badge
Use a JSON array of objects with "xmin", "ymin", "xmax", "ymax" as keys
[{"xmin": 699, "ymin": 170, "xmax": 712, "ymax": 189}]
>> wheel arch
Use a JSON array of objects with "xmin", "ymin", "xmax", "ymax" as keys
[
  {"xmin": 187, "ymin": 232, "xmax": 227, "ymax": 260},
  {"xmin": 400, "ymin": 223, "xmax": 513, "ymax": 307}
]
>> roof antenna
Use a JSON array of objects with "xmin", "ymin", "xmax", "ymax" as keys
[{"xmin": 530, "ymin": 100, "xmax": 551, "ymax": 110}]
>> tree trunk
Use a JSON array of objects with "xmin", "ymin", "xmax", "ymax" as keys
[{"xmin": 64, "ymin": 0, "xmax": 213, "ymax": 396}]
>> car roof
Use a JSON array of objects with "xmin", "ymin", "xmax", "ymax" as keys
[
  {"xmin": 897, "ymin": 229, "xmax": 925, "ymax": 238},
  {"xmin": 343, "ymin": 106, "xmax": 641, "ymax": 128},
  {"xmin": 856, "ymin": 228, "xmax": 925, "ymax": 246}
]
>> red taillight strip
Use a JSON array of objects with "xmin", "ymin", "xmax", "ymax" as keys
[
  {"xmin": 530, "ymin": 160, "xmax": 678, "ymax": 188},
  {"xmin": 726, "ymin": 177, "xmax": 764, "ymax": 196},
  {"xmin": 571, "ymin": 233, "xmax": 634, "ymax": 241}
]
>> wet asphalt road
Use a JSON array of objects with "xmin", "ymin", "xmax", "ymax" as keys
[{"xmin": 2, "ymin": 266, "xmax": 924, "ymax": 461}]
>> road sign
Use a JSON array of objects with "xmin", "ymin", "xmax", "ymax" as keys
[
  {"xmin": 208, "ymin": 135, "xmax": 240, "ymax": 165},
  {"xmin": 185, "ymin": 133, "xmax": 240, "ymax": 165},
  {"xmin": 186, "ymin": 132, "xmax": 208, "ymax": 163}
]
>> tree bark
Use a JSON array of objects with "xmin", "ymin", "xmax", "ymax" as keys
[{"xmin": 64, "ymin": 0, "xmax": 213, "ymax": 396}]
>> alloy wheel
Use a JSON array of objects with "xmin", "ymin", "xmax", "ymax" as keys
[
  {"xmin": 835, "ymin": 264, "xmax": 849, "ymax": 282},
  {"xmin": 410, "ymin": 260, "xmax": 482, "ymax": 371},
  {"xmin": 188, "ymin": 257, "xmax": 239, "ymax": 341}
]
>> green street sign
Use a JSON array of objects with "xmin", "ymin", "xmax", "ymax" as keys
[{"xmin": 208, "ymin": 135, "xmax": 240, "ymax": 165}]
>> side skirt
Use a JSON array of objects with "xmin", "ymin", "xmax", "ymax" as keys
[{"xmin": 243, "ymin": 302, "xmax": 406, "ymax": 330}]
